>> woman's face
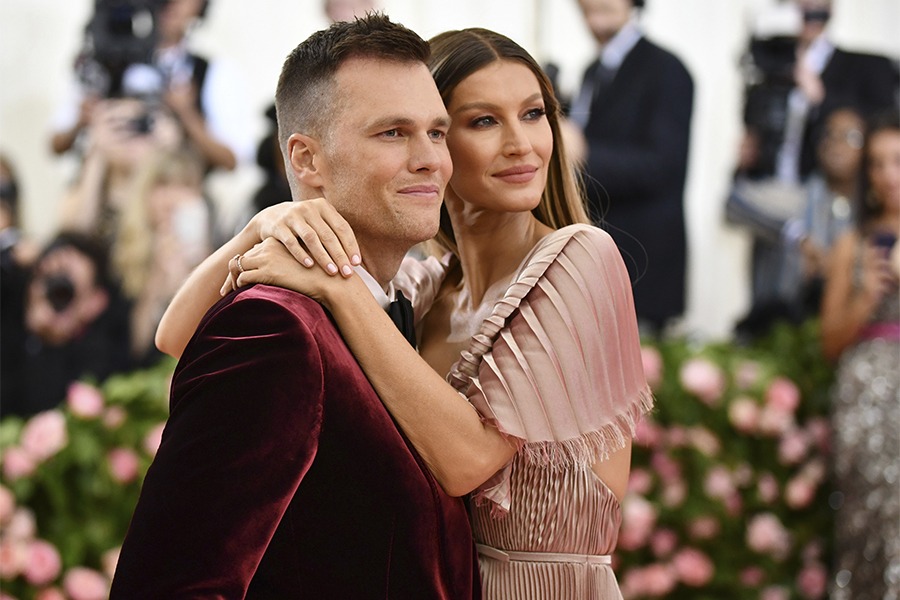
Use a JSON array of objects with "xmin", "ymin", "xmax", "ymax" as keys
[
  {"xmin": 444, "ymin": 60, "xmax": 552, "ymax": 215},
  {"xmin": 867, "ymin": 128, "xmax": 900, "ymax": 214}
]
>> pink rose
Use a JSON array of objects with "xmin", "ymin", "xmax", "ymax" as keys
[
  {"xmin": 797, "ymin": 562, "xmax": 827, "ymax": 599},
  {"xmin": 672, "ymin": 547, "xmax": 714, "ymax": 587},
  {"xmin": 107, "ymin": 448, "xmax": 140, "ymax": 484},
  {"xmin": 651, "ymin": 451, "xmax": 682, "ymax": 483},
  {"xmin": 618, "ymin": 495, "xmax": 658, "ymax": 550},
  {"xmin": 102, "ymin": 406, "xmax": 127, "ymax": 430},
  {"xmin": 101, "ymin": 547, "xmax": 120, "ymax": 580},
  {"xmin": 2, "ymin": 446, "xmax": 36, "ymax": 480},
  {"xmin": 641, "ymin": 563, "xmax": 678, "ymax": 597},
  {"xmin": 736, "ymin": 360, "xmax": 762, "ymax": 389},
  {"xmin": 666, "ymin": 425, "xmax": 688, "ymax": 447},
  {"xmin": 662, "ymin": 480, "xmax": 687, "ymax": 508},
  {"xmin": 143, "ymin": 422, "xmax": 166, "ymax": 457},
  {"xmin": 785, "ymin": 476, "xmax": 815, "ymax": 509},
  {"xmin": 687, "ymin": 515, "xmax": 720, "ymax": 540},
  {"xmin": 740, "ymin": 566, "xmax": 765, "ymax": 586},
  {"xmin": 6, "ymin": 508, "xmax": 37, "ymax": 541},
  {"xmin": 66, "ymin": 382, "xmax": 105, "ymax": 419},
  {"xmin": 805, "ymin": 417, "xmax": 831, "ymax": 453},
  {"xmin": 679, "ymin": 358, "xmax": 726, "ymax": 406},
  {"xmin": 724, "ymin": 491, "xmax": 743, "ymax": 517},
  {"xmin": 757, "ymin": 472, "xmax": 780, "ymax": 503},
  {"xmin": 687, "ymin": 426, "xmax": 721, "ymax": 456},
  {"xmin": 761, "ymin": 585, "xmax": 791, "ymax": 600},
  {"xmin": 703, "ymin": 466, "xmax": 734, "ymax": 501},
  {"xmin": 641, "ymin": 346, "xmax": 664, "ymax": 390},
  {"xmin": 62, "ymin": 567, "xmax": 109, "ymax": 600},
  {"xmin": 778, "ymin": 428, "xmax": 810, "ymax": 465},
  {"xmin": 0, "ymin": 485, "xmax": 14, "ymax": 525},
  {"xmin": 757, "ymin": 405, "xmax": 795, "ymax": 436},
  {"xmin": 24, "ymin": 539, "xmax": 62, "ymax": 586},
  {"xmin": 20, "ymin": 411, "xmax": 68, "ymax": 462},
  {"xmin": 35, "ymin": 587, "xmax": 67, "ymax": 600},
  {"xmin": 650, "ymin": 528, "xmax": 678, "ymax": 558},
  {"xmin": 765, "ymin": 377, "xmax": 800, "ymax": 413},
  {"xmin": 627, "ymin": 468, "xmax": 654, "ymax": 495},
  {"xmin": 747, "ymin": 513, "xmax": 791, "ymax": 559},
  {"xmin": 0, "ymin": 539, "xmax": 27, "ymax": 580},
  {"xmin": 728, "ymin": 396, "xmax": 760, "ymax": 433},
  {"xmin": 634, "ymin": 419, "xmax": 664, "ymax": 449}
]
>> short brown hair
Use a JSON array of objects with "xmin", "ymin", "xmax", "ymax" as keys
[{"xmin": 275, "ymin": 13, "xmax": 431, "ymax": 150}]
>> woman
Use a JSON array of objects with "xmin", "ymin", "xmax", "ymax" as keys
[
  {"xmin": 159, "ymin": 28, "xmax": 652, "ymax": 598},
  {"xmin": 820, "ymin": 111, "xmax": 899, "ymax": 600}
]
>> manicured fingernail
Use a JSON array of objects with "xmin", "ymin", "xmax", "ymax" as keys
[
  {"xmin": 303, "ymin": 258, "xmax": 314, "ymax": 267},
  {"xmin": 351, "ymin": 254, "xmax": 361, "ymax": 265},
  {"xmin": 326, "ymin": 263, "xmax": 338, "ymax": 274},
  {"xmin": 341, "ymin": 265, "xmax": 353, "ymax": 276}
]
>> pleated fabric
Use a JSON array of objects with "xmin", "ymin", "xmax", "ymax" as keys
[{"xmin": 397, "ymin": 224, "xmax": 653, "ymax": 599}]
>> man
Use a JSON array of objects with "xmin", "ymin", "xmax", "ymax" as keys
[
  {"xmin": 110, "ymin": 15, "xmax": 478, "ymax": 599},
  {"xmin": 567, "ymin": 0, "xmax": 694, "ymax": 335},
  {"xmin": 51, "ymin": 0, "xmax": 253, "ymax": 172},
  {"xmin": 739, "ymin": 0, "xmax": 898, "ymax": 184}
]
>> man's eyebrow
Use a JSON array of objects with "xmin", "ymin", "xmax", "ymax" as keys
[{"xmin": 367, "ymin": 115, "xmax": 451, "ymax": 131}]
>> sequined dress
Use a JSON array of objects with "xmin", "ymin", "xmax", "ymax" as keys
[
  {"xmin": 830, "ymin": 244, "xmax": 900, "ymax": 600},
  {"xmin": 397, "ymin": 224, "xmax": 653, "ymax": 599}
]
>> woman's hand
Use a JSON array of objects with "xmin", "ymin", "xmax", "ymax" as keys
[
  {"xmin": 222, "ymin": 237, "xmax": 356, "ymax": 304},
  {"xmin": 244, "ymin": 198, "xmax": 361, "ymax": 280}
]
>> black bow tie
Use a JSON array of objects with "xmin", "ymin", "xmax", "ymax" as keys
[{"xmin": 387, "ymin": 290, "xmax": 416, "ymax": 349}]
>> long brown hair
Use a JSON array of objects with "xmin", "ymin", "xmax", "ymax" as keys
[{"xmin": 428, "ymin": 28, "xmax": 590, "ymax": 253}]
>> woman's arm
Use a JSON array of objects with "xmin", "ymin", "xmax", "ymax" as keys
[
  {"xmin": 155, "ymin": 199, "xmax": 361, "ymax": 358},
  {"xmin": 232, "ymin": 238, "xmax": 518, "ymax": 497},
  {"xmin": 820, "ymin": 230, "xmax": 896, "ymax": 361}
]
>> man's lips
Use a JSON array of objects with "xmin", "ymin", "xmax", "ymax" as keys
[{"xmin": 398, "ymin": 184, "xmax": 441, "ymax": 196}]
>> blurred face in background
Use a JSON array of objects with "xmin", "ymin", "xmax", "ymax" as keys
[
  {"xmin": 867, "ymin": 127, "xmax": 900, "ymax": 212},
  {"xmin": 158, "ymin": 0, "xmax": 206, "ymax": 47},
  {"xmin": 577, "ymin": 0, "xmax": 633, "ymax": 46},
  {"xmin": 817, "ymin": 109, "xmax": 865, "ymax": 184},
  {"xmin": 796, "ymin": 0, "xmax": 831, "ymax": 45}
]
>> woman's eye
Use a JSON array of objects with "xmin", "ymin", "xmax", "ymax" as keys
[
  {"xmin": 524, "ymin": 108, "xmax": 546, "ymax": 121},
  {"xmin": 471, "ymin": 116, "xmax": 497, "ymax": 128}
]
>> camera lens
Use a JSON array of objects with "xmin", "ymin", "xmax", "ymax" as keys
[{"xmin": 44, "ymin": 275, "xmax": 76, "ymax": 313}]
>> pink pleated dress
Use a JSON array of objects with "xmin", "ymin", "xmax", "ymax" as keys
[{"xmin": 397, "ymin": 224, "xmax": 653, "ymax": 600}]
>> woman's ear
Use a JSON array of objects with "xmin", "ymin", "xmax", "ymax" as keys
[{"xmin": 287, "ymin": 133, "xmax": 326, "ymax": 189}]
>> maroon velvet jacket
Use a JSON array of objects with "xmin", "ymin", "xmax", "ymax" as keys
[{"xmin": 110, "ymin": 285, "xmax": 479, "ymax": 599}]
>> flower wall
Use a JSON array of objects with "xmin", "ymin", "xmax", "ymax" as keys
[
  {"xmin": 0, "ymin": 323, "xmax": 835, "ymax": 599},
  {"xmin": 0, "ymin": 360, "xmax": 174, "ymax": 600}
]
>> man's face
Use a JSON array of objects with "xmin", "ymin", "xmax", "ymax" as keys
[
  {"xmin": 314, "ymin": 57, "xmax": 451, "ymax": 256},
  {"xmin": 577, "ymin": 0, "xmax": 633, "ymax": 45}
]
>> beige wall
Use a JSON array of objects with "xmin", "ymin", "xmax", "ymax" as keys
[{"xmin": 1, "ymin": 0, "xmax": 897, "ymax": 338}]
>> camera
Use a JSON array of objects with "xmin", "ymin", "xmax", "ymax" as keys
[
  {"xmin": 76, "ymin": 0, "xmax": 168, "ymax": 98},
  {"xmin": 43, "ymin": 274, "xmax": 76, "ymax": 314},
  {"xmin": 739, "ymin": 36, "xmax": 798, "ymax": 178}
]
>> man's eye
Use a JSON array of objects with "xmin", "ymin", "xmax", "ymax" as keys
[{"xmin": 429, "ymin": 130, "xmax": 447, "ymax": 141}]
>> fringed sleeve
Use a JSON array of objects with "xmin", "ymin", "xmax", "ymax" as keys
[{"xmin": 447, "ymin": 224, "xmax": 654, "ymax": 513}]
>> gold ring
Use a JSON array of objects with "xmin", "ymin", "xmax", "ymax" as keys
[{"xmin": 235, "ymin": 254, "xmax": 244, "ymax": 273}]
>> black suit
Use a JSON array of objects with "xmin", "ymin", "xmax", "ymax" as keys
[
  {"xmin": 577, "ymin": 37, "xmax": 694, "ymax": 330},
  {"xmin": 800, "ymin": 48, "xmax": 899, "ymax": 178}
]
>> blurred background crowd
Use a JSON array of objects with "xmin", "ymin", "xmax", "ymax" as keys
[{"xmin": 0, "ymin": 0, "xmax": 898, "ymax": 597}]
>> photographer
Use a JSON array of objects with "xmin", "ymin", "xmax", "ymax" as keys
[
  {"xmin": 8, "ymin": 232, "xmax": 131, "ymax": 418},
  {"xmin": 49, "ymin": 0, "xmax": 252, "ymax": 173}
]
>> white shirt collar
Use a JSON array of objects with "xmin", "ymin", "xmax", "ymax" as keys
[
  {"xmin": 353, "ymin": 265, "xmax": 396, "ymax": 311},
  {"xmin": 600, "ymin": 18, "xmax": 642, "ymax": 71},
  {"xmin": 803, "ymin": 34, "xmax": 835, "ymax": 75}
]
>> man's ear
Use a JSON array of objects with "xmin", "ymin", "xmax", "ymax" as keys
[{"xmin": 287, "ymin": 133, "xmax": 326, "ymax": 189}]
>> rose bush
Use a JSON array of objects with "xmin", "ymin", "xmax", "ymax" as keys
[
  {"xmin": 1, "ymin": 321, "xmax": 835, "ymax": 599},
  {"xmin": 617, "ymin": 321, "xmax": 835, "ymax": 599},
  {"xmin": 0, "ymin": 359, "xmax": 173, "ymax": 600}
]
